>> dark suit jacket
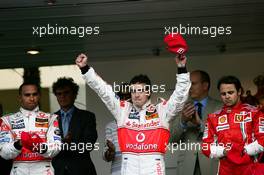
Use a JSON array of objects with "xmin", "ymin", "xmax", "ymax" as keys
[
  {"xmin": 169, "ymin": 96, "xmax": 222, "ymax": 175},
  {"xmin": 52, "ymin": 106, "xmax": 98, "ymax": 175},
  {"xmin": 0, "ymin": 157, "xmax": 12, "ymax": 175}
]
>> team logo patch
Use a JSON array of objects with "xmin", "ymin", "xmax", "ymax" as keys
[
  {"xmin": 203, "ymin": 123, "xmax": 208, "ymax": 139},
  {"xmin": 218, "ymin": 115, "xmax": 227, "ymax": 125},
  {"xmin": 128, "ymin": 107, "xmax": 139, "ymax": 120},
  {"xmin": 37, "ymin": 112, "xmax": 48, "ymax": 118},
  {"xmin": 145, "ymin": 105, "xmax": 159, "ymax": 120},
  {"xmin": 259, "ymin": 118, "xmax": 264, "ymax": 125},
  {"xmin": 243, "ymin": 112, "xmax": 252, "ymax": 123},
  {"xmin": 0, "ymin": 124, "xmax": 9, "ymax": 131},
  {"xmin": 53, "ymin": 136, "xmax": 61, "ymax": 141},
  {"xmin": 53, "ymin": 120, "xmax": 59, "ymax": 127},
  {"xmin": 0, "ymin": 138, "xmax": 10, "ymax": 143},
  {"xmin": 145, "ymin": 113, "xmax": 159, "ymax": 120},
  {"xmin": 120, "ymin": 100, "xmax": 125, "ymax": 107},
  {"xmin": 11, "ymin": 122, "xmax": 25, "ymax": 129},
  {"xmin": 35, "ymin": 117, "xmax": 49, "ymax": 128},
  {"xmin": 0, "ymin": 131, "xmax": 8, "ymax": 138},
  {"xmin": 54, "ymin": 128, "xmax": 61, "ymax": 136},
  {"xmin": 234, "ymin": 114, "xmax": 244, "ymax": 123},
  {"xmin": 146, "ymin": 105, "xmax": 156, "ymax": 113},
  {"xmin": 216, "ymin": 124, "xmax": 229, "ymax": 132},
  {"xmin": 259, "ymin": 126, "xmax": 264, "ymax": 133},
  {"xmin": 35, "ymin": 118, "xmax": 48, "ymax": 123},
  {"xmin": 35, "ymin": 123, "xmax": 48, "ymax": 128}
]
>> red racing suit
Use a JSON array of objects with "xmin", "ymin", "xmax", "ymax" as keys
[
  {"xmin": 82, "ymin": 67, "xmax": 191, "ymax": 175},
  {"xmin": 0, "ymin": 107, "xmax": 61, "ymax": 175},
  {"xmin": 202, "ymin": 103, "xmax": 264, "ymax": 175}
]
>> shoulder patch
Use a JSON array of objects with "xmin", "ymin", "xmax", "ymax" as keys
[
  {"xmin": 218, "ymin": 115, "xmax": 228, "ymax": 124},
  {"xmin": 120, "ymin": 100, "xmax": 125, "ymax": 107},
  {"xmin": 37, "ymin": 112, "xmax": 49, "ymax": 118}
]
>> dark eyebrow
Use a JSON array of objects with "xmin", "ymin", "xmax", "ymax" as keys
[
  {"xmin": 24, "ymin": 93, "xmax": 38, "ymax": 96},
  {"xmin": 221, "ymin": 91, "xmax": 234, "ymax": 95}
]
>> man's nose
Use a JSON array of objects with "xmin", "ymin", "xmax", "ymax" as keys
[
  {"xmin": 134, "ymin": 92, "xmax": 141, "ymax": 97},
  {"xmin": 29, "ymin": 95, "xmax": 35, "ymax": 100},
  {"xmin": 225, "ymin": 94, "xmax": 230, "ymax": 99}
]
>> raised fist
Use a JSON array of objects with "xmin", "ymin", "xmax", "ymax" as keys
[
  {"xmin": 175, "ymin": 55, "xmax": 187, "ymax": 68},
  {"xmin": 75, "ymin": 53, "xmax": 88, "ymax": 68}
]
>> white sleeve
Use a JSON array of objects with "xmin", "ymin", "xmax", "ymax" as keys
[
  {"xmin": 210, "ymin": 145, "xmax": 225, "ymax": 158},
  {"xmin": 41, "ymin": 114, "xmax": 61, "ymax": 158},
  {"xmin": 244, "ymin": 140, "xmax": 264, "ymax": 156},
  {"xmin": 82, "ymin": 67, "xmax": 121, "ymax": 120},
  {"xmin": 0, "ymin": 118, "xmax": 21, "ymax": 160},
  {"xmin": 163, "ymin": 72, "xmax": 191, "ymax": 122}
]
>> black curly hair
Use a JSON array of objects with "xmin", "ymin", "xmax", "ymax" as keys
[{"xmin": 52, "ymin": 77, "xmax": 79, "ymax": 95}]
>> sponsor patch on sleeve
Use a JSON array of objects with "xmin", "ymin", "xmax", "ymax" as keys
[
  {"xmin": 53, "ymin": 120, "xmax": 59, "ymax": 127},
  {"xmin": 259, "ymin": 125, "xmax": 264, "ymax": 133},
  {"xmin": 120, "ymin": 100, "xmax": 125, "ymax": 107},
  {"xmin": 203, "ymin": 123, "xmax": 208, "ymax": 139},
  {"xmin": 53, "ymin": 136, "xmax": 61, "ymax": 141},
  {"xmin": 0, "ymin": 138, "xmax": 10, "ymax": 143},
  {"xmin": 54, "ymin": 128, "xmax": 61, "ymax": 136},
  {"xmin": 259, "ymin": 117, "xmax": 264, "ymax": 125},
  {"xmin": 216, "ymin": 124, "xmax": 230, "ymax": 132}
]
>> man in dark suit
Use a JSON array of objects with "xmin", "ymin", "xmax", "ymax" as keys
[
  {"xmin": 51, "ymin": 77, "xmax": 98, "ymax": 175},
  {"xmin": 170, "ymin": 70, "xmax": 222, "ymax": 175}
]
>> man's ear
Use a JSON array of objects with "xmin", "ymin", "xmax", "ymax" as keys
[
  {"xmin": 202, "ymin": 82, "xmax": 209, "ymax": 91},
  {"xmin": 18, "ymin": 95, "xmax": 22, "ymax": 103},
  {"xmin": 238, "ymin": 88, "xmax": 242, "ymax": 96}
]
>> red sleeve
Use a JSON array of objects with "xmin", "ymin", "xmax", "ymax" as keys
[
  {"xmin": 202, "ymin": 114, "xmax": 216, "ymax": 158},
  {"xmin": 253, "ymin": 110, "xmax": 264, "ymax": 147}
]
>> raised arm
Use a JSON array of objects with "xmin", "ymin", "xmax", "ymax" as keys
[
  {"xmin": 162, "ymin": 56, "xmax": 191, "ymax": 122},
  {"xmin": 76, "ymin": 53, "xmax": 121, "ymax": 120}
]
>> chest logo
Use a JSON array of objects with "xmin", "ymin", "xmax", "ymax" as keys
[
  {"xmin": 129, "ymin": 107, "xmax": 140, "ymax": 120},
  {"xmin": 218, "ymin": 115, "xmax": 227, "ymax": 125},
  {"xmin": 136, "ymin": 132, "xmax": 145, "ymax": 143}
]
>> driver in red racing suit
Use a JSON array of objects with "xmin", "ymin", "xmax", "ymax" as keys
[
  {"xmin": 75, "ymin": 53, "xmax": 191, "ymax": 175},
  {"xmin": 202, "ymin": 76, "xmax": 264, "ymax": 175}
]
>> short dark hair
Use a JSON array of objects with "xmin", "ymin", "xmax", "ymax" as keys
[
  {"xmin": 52, "ymin": 77, "xmax": 79, "ymax": 95},
  {"xmin": 192, "ymin": 70, "xmax": 211, "ymax": 90},
  {"xmin": 19, "ymin": 82, "xmax": 41, "ymax": 95},
  {"xmin": 0, "ymin": 103, "xmax": 3, "ymax": 116},
  {"xmin": 217, "ymin": 75, "xmax": 242, "ymax": 92},
  {"xmin": 129, "ymin": 74, "xmax": 151, "ymax": 88},
  {"xmin": 130, "ymin": 74, "xmax": 151, "ymax": 99}
]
